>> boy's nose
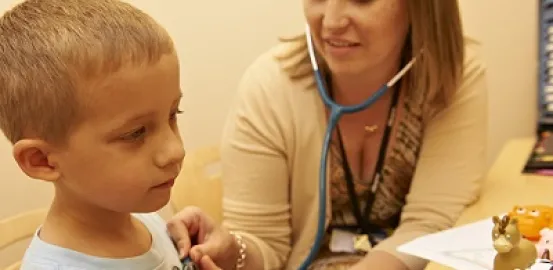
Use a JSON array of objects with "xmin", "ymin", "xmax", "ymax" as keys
[{"xmin": 155, "ymin": 132, "xmax": 185, "ymax": 169}]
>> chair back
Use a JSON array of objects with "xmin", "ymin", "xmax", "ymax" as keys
[
  {"xmin": 170, "ymin": 146, "xmax": 223, "ymax": 223},
  {"xmin": 0, "ymin": 208, "xmax": 47, "ymax": 270}
]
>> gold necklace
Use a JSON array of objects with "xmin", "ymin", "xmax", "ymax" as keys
[{"xmin": 364, "ymin": 124, "xmax": 378, "ymax": 133}]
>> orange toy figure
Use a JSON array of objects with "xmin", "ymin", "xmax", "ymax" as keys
[{"xmin": 507, "ymin": 205, "xmax": 553, "ymax": 241}]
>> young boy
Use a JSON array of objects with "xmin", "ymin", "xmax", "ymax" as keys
[{"xmin": 0, "ymin": 0, "xmax": 218, "ymax": 269}]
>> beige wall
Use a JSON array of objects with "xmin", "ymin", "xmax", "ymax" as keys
[{"xmin": 0, "ymin": 0, "xmax": 539, "ymax": 266}]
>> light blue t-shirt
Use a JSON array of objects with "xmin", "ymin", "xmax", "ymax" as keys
[{"xmin": 20, "ymin": 213, "xmax": 183, "ymax": 270}]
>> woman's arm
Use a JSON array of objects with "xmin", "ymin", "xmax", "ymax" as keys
[
  {"xmin": 220, "ymin": 53, "xmax": 294, "ymax": 270},
  {"xmin": 357, "ymin": 42, "xmax": 489, "ymax": 270},
  {"xmin": 350, "ymin": 251, "xmax": 408, "ymax": 270}
]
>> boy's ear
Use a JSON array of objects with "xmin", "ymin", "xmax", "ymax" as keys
[{"xmin": 13, "ymin": 139, "xmax": 61, "ymax": 182}]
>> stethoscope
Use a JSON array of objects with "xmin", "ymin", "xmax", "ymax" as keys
[{"xmin": 298, "ymin": 24, "xmax": 418, "ymax": 270}]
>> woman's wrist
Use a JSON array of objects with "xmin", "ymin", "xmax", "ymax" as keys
[
  {"xmin": 354, "ymin": 250, "xmax": 408, "ymax": 270},
  {"xmin": 229, "ymin": 231, "xmax": 247, "ymax": 269}
]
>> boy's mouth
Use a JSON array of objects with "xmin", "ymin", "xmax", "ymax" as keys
[{"xmin": 152, "ymin": 178, "xmax": 175, "ymax": 189}]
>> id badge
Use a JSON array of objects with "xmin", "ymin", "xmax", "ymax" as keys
[{"xmin": 329, "ymin": 229, "xmax": 372, "ymax": 254}]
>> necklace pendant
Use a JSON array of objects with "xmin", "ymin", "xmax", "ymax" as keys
[{"xmin": 364, "ymin": 125, "xmax": 378, "ymax": 133}]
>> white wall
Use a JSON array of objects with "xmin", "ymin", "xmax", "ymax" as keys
[
  {"xmin": 460, "ymin": 0, "xmax": 538, "ymax": 160},
  {"xmin": 0, "ymin": 0, "xmax": 540, "ymax": 266}
]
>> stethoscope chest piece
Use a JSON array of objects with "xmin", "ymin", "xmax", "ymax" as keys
[
  {"xmin": 181, "ymin": 262, "xmax": 199, "ymax": 270},
  {"xmin": 179, "ymin": 257, "xmax": 199, "ymax": 270}
]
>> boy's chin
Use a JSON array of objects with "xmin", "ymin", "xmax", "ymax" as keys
[{"xmin": 131, "ymin": 196, "xmax": 171, "ymax": 213}]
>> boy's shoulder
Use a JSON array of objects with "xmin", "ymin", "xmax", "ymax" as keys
[{"xmin": 20, "ymin": 212, "xmax": 182, "ymax": 270}]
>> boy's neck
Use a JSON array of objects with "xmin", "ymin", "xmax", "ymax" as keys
[
  {"xmin": 48, "ymin": 194, "xmax": 134, "ymax": 234},
  {"xmin": 39, "ymin": 191, "xmax": 152, "ymax": 258}
]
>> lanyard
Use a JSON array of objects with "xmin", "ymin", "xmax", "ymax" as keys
[{"xmin": 335, "ymin": 85, "xmax": 400, "ymax": 242}]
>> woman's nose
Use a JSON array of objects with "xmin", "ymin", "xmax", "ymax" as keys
[{"xmin": 321, "ymin": 0, "xmax": 349, "ymax": 32}]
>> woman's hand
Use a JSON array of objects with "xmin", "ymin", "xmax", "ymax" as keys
[
  {"xmin": 349, "ymin": 251, "xmax": 408, "ymax": 270},
  {"xmin": 167, "ymin": 206, "xmax": 240, "ymax": 270},
  {"xmin": 198, "ymin": 255, "xmax": 223, "ymax": 270}
]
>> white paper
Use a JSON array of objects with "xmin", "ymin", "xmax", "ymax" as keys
[{"xmin": 397, "ymin": 216, "xmax": 553, "ymax": 270}]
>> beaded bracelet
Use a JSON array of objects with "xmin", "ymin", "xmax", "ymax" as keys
[{"xmin": 229, "ymin": 231, "xmax": 247, "ymax": 269}]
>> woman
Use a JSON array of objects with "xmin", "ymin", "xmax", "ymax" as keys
[{"xmin": 168, "ymin": 0, "xmax": 488, "ymax": 269}]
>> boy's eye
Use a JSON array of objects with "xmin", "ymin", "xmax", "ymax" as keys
[
  {"xmin": 122, "ymin": 127, "xmax": 146, "ymax": 141},
  {"xmin": 171, "ymin": 109, "xmax": 184, "ymax": 120}
]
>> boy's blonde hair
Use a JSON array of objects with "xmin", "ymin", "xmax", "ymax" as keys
[
  {"xmin": 0, "ymin": 0, "xmax": 175, "ymax": 145},
  {"xmin": 276, "ymin": 0, "xmax": 465, "ymax": 121}
]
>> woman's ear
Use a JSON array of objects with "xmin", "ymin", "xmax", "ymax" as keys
[{"xmin": 13, "ymin": 139, "xmax": 61, "ymax": 182}]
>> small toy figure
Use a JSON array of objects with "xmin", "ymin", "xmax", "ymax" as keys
[
  {"xmin": 492, "ymin": 215, "xmax": 537, "ymax": 270},
  {"xmin": 508, "ymin": 205, "xmax": 553, "ymax": 241},
  {"xmin": 537, "ymin": 228, "xmax": 553, "ymax": 260}
]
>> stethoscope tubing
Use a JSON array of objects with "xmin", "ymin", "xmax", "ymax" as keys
[{"xmin": 298, "ymin": 24, "xmax": 417, "ymax": 270}]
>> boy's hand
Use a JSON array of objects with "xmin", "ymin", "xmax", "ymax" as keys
[{"xmin": 167, "ymin": 206, "xmax": 240, "ymax": 270}]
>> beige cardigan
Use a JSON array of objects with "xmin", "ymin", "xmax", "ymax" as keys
[{"xmin": 220, "ymin": 38, "xmax": 488, "ymax": 270}]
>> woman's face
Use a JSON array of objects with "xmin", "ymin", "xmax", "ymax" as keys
[{"xmin": 303, "ymin": 0, "xmax": 409, "ymax": 77}]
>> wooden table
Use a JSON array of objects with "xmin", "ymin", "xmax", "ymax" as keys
[{"xmin": 424, "ymin": 137, "xmax": 553, "ymax": 270}]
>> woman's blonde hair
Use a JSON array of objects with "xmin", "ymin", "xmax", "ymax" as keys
[{"xmin": 275, "ymin": 0, "xmax": 464, "ymax": 120}]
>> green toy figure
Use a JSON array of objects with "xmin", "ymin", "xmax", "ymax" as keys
[{"xmin": 492, "ymin": 215, "xmax": 537, "ymax": 270}]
